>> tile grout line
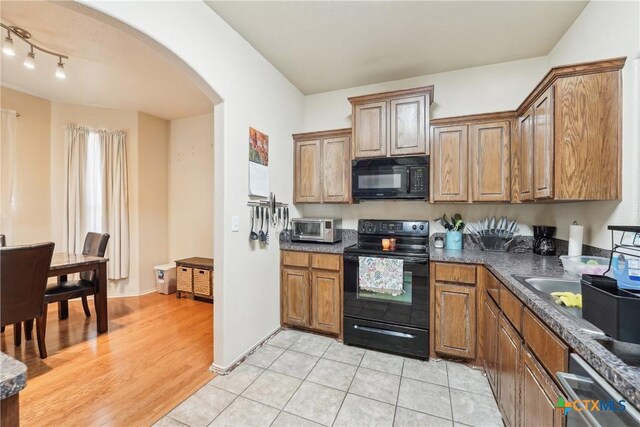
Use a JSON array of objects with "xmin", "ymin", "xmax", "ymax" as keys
[
  {"xmin": 330, "ymin": 344, "xmax": 367, "ymax": 426},
  {"xmin": 391, "ymin": 357, "xmax": 405, "ymax": 427},
  {"xmin": 270, "ymin": 334, "xmax": 335, "ymax": 427},
  {"xmin": 446, "ymin": 362, "xmax": 455, "ymax": 423}
]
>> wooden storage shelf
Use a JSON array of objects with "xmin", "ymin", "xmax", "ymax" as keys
[{"xmin": 175, "ymin": 257, "xmax": 214, "ymax": 300}]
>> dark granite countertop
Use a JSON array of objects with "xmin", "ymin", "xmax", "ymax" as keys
[
  {"xmin": 0, "ymin": 352, "xmax": 26, "ymax": 400},
  {"xmin": 431, "ymin": 245, "xmax": 640, "ymax": 409},
  {"xmin": 279, "ymin": 229, "xmax": 357, "ymax": 254}
]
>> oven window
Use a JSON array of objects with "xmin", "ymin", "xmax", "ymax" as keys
[
  {"xmin": 293, "ymin": 221, "xmax": 321, "ymax": 237},
  {"xmin": 357, "ymin": 271, "xmax": 413, "ymax": 305},
  {"xmin": 358, "ymin": 173, "xmax": 402, "ymax": 189}
]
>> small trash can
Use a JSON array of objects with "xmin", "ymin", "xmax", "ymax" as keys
[{"xmin": 154, "ymin": 263, "xmax": 177, "ymax": 294}]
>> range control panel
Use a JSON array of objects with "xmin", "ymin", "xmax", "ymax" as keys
[{"xmin": 358, "ymin": 219, "xmax": 429, "ymax": 236}]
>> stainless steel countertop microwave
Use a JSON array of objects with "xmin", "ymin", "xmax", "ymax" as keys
[
  {"xmin": 290, "ymin": 218, "xmax": 342, "ymax": 243},
  {"xmin": 352, "ymin": 155, "xmax": 429, "ymax": 200}
]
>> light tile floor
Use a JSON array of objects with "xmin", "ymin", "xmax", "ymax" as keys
[{"xmin": 154, "ymin": 330, "xmax": 503, "ymax": 427}]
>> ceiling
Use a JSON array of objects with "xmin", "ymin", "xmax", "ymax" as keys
[
  {"xmin": 206, "ymin": 1, "xmax": 588, "ymax": 95},
  {"xmin": 1, "ymin": 1, "xmax": 212, "ymax": 120}
]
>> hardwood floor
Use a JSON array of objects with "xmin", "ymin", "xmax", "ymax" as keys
[{"xmin": 0, "ymin": 292, "xmax": 215, "ymax": 426}]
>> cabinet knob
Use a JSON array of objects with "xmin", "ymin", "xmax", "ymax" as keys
[{"xmin": 564, "ymin": 137, "xmax": 570, "ymax": 143}]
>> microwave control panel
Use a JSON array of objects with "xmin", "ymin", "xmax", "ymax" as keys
[{"xmin": 409, "ymin": 167, "xmax": 426, "ymax": 192}]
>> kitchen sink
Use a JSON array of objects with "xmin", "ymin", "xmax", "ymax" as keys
[
  {"xmin": 523, "ymin": 277, "xmax": 582, "ymax": 294},
  {"xmin": 513, "ymin": 275, "xmax": 603, "ymax": 334}
]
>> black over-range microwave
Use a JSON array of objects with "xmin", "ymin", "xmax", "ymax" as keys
[{"xmin": 352, "ymin": 155, "xmax": 429, "ymax": 200}]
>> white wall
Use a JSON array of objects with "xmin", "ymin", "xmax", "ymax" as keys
[
  {"xmin": 83, "ymin": 1, "xmax": 305, "ymax": 369},
  {"xmin": 169, "ymin": 112, "xmax": 214, "ymax": 261},
  {"xmin": 544, "ymin": 0, "xmax": 640, "ymax": 248},
  {"xmin": 301, "ymin": 1, "xmax": 640, "ymax": 249}
]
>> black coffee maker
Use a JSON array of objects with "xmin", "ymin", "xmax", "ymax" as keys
[{"xmin": 533, "ymin": 225, "xmax": 556, "ymax": 256}]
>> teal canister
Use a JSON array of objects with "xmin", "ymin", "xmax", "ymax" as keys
[{"xmin": 446, "ymin": 231, "xmax": 463, "ymax": 250}]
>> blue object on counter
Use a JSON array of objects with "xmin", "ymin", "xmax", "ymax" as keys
[
  {"xmin": 612, "ymin": 254, "xmax": 640, "ymax": 290},
  {"xmin": 446, "ymin": 231, "xmax": 463, "ymax": 250}
]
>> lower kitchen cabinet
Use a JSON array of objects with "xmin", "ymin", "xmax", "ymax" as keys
[
  {"xmin": 478, "ymin": 267, "xmax": 567, "ymax": 427},
  {"xmin": 481, "ymin": 292, "xmax": 499, "ymax": 392},
  {"xmin": 311, "ymin": 270, "xmax": 341, "ymax": 334},
  {"xmin": 434, "ymin": 282, "xmax": 476, "ymax": 359},
  {"xmin": 498, "ymin": 312, "xmax": 521, "ymax": 427},
  {"xmin": 281, "ymin": 251, "xmax": 342, "ymax": 336},
  {"xmin": 520, "ymin": 346, "xmax": 565, "ymax": 427},
  {"xmin": 282, "ymin": 267, "xmax": 310, "ymax": 327}
]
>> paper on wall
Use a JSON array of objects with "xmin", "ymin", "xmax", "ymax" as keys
[{"xmin": 249, "ymin": 161, "xmax": 269, "ymax": 197}]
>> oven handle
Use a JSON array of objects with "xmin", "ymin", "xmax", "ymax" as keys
[
  {"xmin": 353, "ymin": 324, "xmax": 416, "ymax": 339},
  {"xmin": 343, "ymin": 254, "xmax": 428, "ymax": 265}
]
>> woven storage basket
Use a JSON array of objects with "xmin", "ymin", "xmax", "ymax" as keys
[
  {"xmin": 193, "ymin": 269, "xmax": 212, "ymax": 296},
  {"xmin": 177, "ymin": 266, "xmax": 193, "ymax": 292}
]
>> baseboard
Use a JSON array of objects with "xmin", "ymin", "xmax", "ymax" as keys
[
  {"xmin": 210, "ymin": 326, "xmax": 281, "ymax": 375},
  {"xmin": 84, "ymin": 288, "xmax": 162, "ymax": 300}
]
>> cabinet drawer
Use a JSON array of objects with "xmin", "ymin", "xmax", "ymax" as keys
[
  {"xmin": 177, "ymin": 266, "xmax": 193, "ymax": 292},
  {"xmin": 522, "ymin": 308, "xmax": 568, "ymax": 376},
  {"xmin": 434, "ymin": 262, "xmax": 476, "ymax": 284},
  {"xmin": 500, "ymin": 284, "xmax": 523, "ymax": 333},
  {"xmin": 311, "ymin": 253, "xmax": 341, "ymax": 271},
  {"xmin": 193, "ymin": 269, "xmax": 212, "ymax": 296},
  {"xmin": 485, "ymin": 269, "xmax": 500, "ymax": 305},
  {"xmin": 282, "ymin": 251, "xmax": 310, "ymax": 268}
]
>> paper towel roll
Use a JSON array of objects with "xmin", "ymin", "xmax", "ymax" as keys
[{"xmin": 568, "ymin": 223, "xmax": 584, "ymax": 257}]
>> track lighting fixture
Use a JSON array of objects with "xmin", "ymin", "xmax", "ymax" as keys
[
  {"xmin": 56, "ymin": 59, "xmax": 66, "ymax": 79},
  {"xmin": 23, "ymin": 47, "xmax": 35, "ymax": 69},
  {"xmin": 1, "ymin": 22, "xmax": 69, "ymax": 79},
  {"xmin": 2, "ymin": 30, "xmax": 14, "ymax": 56}
]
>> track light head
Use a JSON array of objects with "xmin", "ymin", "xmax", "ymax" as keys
[
  {"xmin": 2, "ymin": 34, "xmax": 15, "ymax": 56},
  {"xmin": 56, "ymin": 60, "xmax": 65, "ymax": 79},
  {"xmin": 24, "ymin": 50, "xmax": 35, "ymax": 69}
]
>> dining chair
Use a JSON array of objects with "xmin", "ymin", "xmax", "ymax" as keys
[
  {"xmin": 0, "ymin": 242, "xmax": 55, "ymax": 359},
  {"xmin": 42, "ymin": 232, "xmax": 109, "ymax": 321}
]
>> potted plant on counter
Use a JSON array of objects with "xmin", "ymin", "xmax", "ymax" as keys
[{"xmin": 436, "ymin": 214, "xmax": 466, "ymax": 250}]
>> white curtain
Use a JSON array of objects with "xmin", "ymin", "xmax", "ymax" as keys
[
  {"xmin": 64, "ymin": 125, "xmax": 129, "ymax": 280},
  {"xmin": 0, "ymin": 109, "xmax": 17, "ymax": 243}
]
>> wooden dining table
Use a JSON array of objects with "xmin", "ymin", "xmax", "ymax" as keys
[{"xmin": 49, "ymin": 253, "xmax": 109, "ymax": 334}]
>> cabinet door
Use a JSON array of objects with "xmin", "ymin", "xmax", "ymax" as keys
[
  {"xmin": 517, "ymin": 107, "xmax": 534, "ymax": 201},
  {"xmin": 554, "ymin": 72, "xmax": 621, "ymax": 200},
  {"xmin": 311, "ymin": 269, "xmax": 341, "ymax": 334},
  {"xmin": 482, "ymin": 292, "xmax": 499, "ymax": 393},
  {"xmin": 390, "ymin": 95, "xmax": 427, "ymax": 156},
  {"xmin": 520, "ymin": 346, "xmax": 566, "ymax": 427},
  {"xmin": 431, "ymin": 126, "xmax": 469, "ymax": 202},
  {"xmin": 434, "ymin": 282, "xmax": 476, "ymax": 359},
  {"xmin": 353, "ymin": 101, "xmax": 387, "ymax": 158},
  {"xmin": 470, "ymin": 121, "xmax": 511, "ymax": 202},
  {"xmin": 294, "ymin": 140, "xmax": 322, "ymax": 203},
  {"xmin": 533, "ymin": 86, "xmax": 554, "ymax": 199},
  {"xmin": 322, "ymin": 137, "xmax": 351, "ymax": 203},
  {"xmin": 282, "ymin": 267, "xmax": 310, "ymax": 327},
  {"xmin": 498, "ymin": 313, "xmax": 521, "ymax": 427}
]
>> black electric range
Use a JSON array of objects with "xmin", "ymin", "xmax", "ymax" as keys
[{"xmin": 343, "ymin": 219, "xmax": 430, "ymax": 359}]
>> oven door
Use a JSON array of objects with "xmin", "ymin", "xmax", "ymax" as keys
[
  {"xmin": 352, "ymin": 165, "xmax": 410, "ymax": 200},
  {"xmin": 343, "ymin": 253, "xmax": 429, "ymax": 329},
  {"xmin": 292, "ymin": 220, "xmax": 324, "ymax": 241}
]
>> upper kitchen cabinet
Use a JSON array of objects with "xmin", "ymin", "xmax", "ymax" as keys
[
  {"xmin": 431, "ymin": 113, "xmax": 513, "ymax": 203},
  {"xmin": 514, "ymin": 57, "xmax": 625, "ymax": 202},
  {"xmin": 349, "ymin": 86, "xmax": 433, "ymax": 159},
  {"xmin": 293, "ymin": 129, "xmax": 351, "ymax": 204}
]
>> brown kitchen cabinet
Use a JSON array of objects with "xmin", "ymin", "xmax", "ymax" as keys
[
  {"xmin": 498, "ymin": 312, "xmax": 521, "ymax": 427},
  {"xmin": 430, "ymin": 114, "xmax": 512, "ymax": 203},
  {"xmin": 293, "ymin": 129, "xmax": 351, "ymax": 204},
  {"xmin": 477, "ymin": 267, "xmax": 567, "ymax": 427},
  {"xmin": 514, "ymin": 58, "xmax": 624, "ymax": 202},
  {"xmin": 281, "ymin": 251, "xmax": 342, "ymax": 336},
  {"xmin": 431, "ymin": 262, "xmax": 477, "ymax": 360},
  {"xmin": 349, "ymin": 86, "xmax": 433, "ymax": 159},
  {"xmin": 481, "ymin": 292, "xmax": 499, "ymax": 393},
  {"xmin": 431, "ymin": 125, "xmax": 468, "ymax": 202},
  {"xmin": 520, "ymin": 346, "xmax": 566, "ymax": 427}
]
